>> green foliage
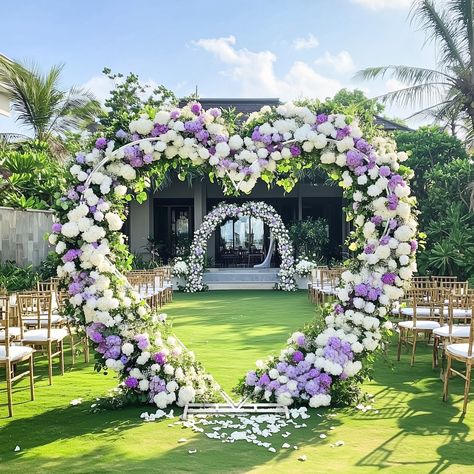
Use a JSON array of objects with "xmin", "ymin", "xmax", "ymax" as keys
[
  {"xmin": 289, "ymin": 217, "xmax": 330, "ymax": 262},
  {"xmin": 98, "ymin": 68, "xmax": 177, "ymax": 140},
  {"xmin": 395, "ymin": 126, "xmax": 468, "ymax": 215},
  {"xmin": 0, "ymin": 140, "xmax": 66, "ymax": 209},
  {"xmin": 0, "ymin": 57, "xmax": 100, "ymax": 144},
  {"xmin": 0, "ymin": 261, "xmax": 39, "ymax": 293}
]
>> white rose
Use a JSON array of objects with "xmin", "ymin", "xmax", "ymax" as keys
[{"xmin": 105, "ymin": 212, "xmax": 123, "ymax": 231}]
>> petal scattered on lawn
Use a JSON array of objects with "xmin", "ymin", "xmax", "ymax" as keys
[{"xmin": 298, "ymin": 455, "xmax": 307, "ymax": 462}]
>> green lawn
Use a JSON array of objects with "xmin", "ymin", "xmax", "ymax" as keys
[{"xmin": 1, "ymin": 290, "xmax": 473, "ymax": 473}]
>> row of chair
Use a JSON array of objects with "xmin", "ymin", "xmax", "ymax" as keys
[
  {"xmin": 308, "ymin": 266, "xmax": 344, "ymax": 304},
  {"xmin": 0, "ymin": 268, "xmax": 175, "ymax": 416}
]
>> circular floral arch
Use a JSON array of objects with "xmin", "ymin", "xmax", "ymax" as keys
[
  {"xmin": 50, "ymin": 101, "xmax": 417, "ymax": 409},
  {"xmin": 185, "ymin": 201, "xmax": 296, "ymax": 292}
]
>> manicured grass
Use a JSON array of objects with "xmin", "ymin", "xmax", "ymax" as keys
[{"xmin": 0, "ymin": 290, "xmax": 473, "ymax": 473}]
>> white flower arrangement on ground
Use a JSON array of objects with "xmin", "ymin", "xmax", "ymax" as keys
[
  {"xmin": 52, "ymin": 100, "xmax": 416, "ymax": 409},
  {"xmin": 295, "ymin": 258, "xmax": 317, "ymax": 278},
  {"xmin": 185, "ymin": 201, "xmax": 296, "ymax": 292}
]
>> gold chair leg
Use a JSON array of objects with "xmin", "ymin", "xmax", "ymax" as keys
[
  {"xmin": 84, "ymin": 337, "xmax": 89, "ymax": 363},
  {"xmin": 397, "ymin": 328, "xmax": 403, "ymax": 361},
  {"xmin": 411, "ymin": 331, "xmax": 417, "ymax": 366},
  {"xmin": 463, "ymin": 364, "xmax": 472, "ymax": 414},
  {"xmin": 443, "ymin": 356, "xmax": 452, "ymax": 401},
  {"xmin": 432, "ymin": 336, "xmax": 439, "ymax": 369},
  {"xmin": 29, "ymin": 355, "xmax": 35, "ymax": 401},
  {"xmin": 48, "ymin": 342, "xmax": 53, "ymax": 385},
  {"xmin": 6, "ymin": 361, "xmax": 13, "ymax": 417},
  {"xmin": 70, "ymin": 333, "xmax": 76, "ymax": 365},
  {"xmin": 60, "ymin": 340, "xmax": 65, "ymax": 375}
]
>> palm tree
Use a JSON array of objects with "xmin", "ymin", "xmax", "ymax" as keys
[
  {"xmin": 0, "ymin": 57, "xmax": 100, "ymax": 143},
  {"xmin": 356, "ymin": 0, "xmax": 474, "ymax": 136}
]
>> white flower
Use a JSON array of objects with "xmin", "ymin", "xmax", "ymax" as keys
[
  {"xmin": 114, "ymin": 185, "xmax": 127, "ymax": 196},
  {"xmin": 139, "ymin": 379, "xmax": 149, "ymax": 391},
  {"xmin": 130, "ymin": 116, "xmax": 153, "ymax": 135},
  {"xmin": 277, "ymin": 392, "xmax": 294, "ymax": 406},
  {"xmin": 166, "ymin": 381, "xmax": 179, "ymax": 392},
  {"xmin": 105, "ymin": 212, "xmax": 123, "ymax": 231},
  {"xmin": 320, "ymin": 151, "xmax": 336, "ymax": 164},
  {"xmin": 215, "ymin": 142, "xmax": 230, "ymax": 157},
  {"xmin": 269, "ymin": 368, "xmax": 279, "ymax": 379},
  {"xmin": 82, "ymin": 225, "xmax": 106, "ymax": 243},
  {"xmin": 309, "ymin": 394, "xmax": 331, "ymax": 407},
  {"xmin": 228, "ymin": 135, "xmax": 244, "ymax": 150},
  {"xmin": 177, "ymin": 386, "xmax": 196, "ymax": 406},
  {"xmin": 55, "ymin": 241, "xmax": 66, "ymax": 254},
  {"xmin": 61, "ymin": 222, "xmax": 80, "ymax": 238},
  {"xmin": 122, "ymin": 343, "xmax": 134, "ymax": 356}
]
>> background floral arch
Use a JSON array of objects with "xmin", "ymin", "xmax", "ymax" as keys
[
  {"xmin": 185, "ymin": 201, "xmax": 295, "ymax": 292},
  {"xmin": 50, "ymin": 100, "xmax": 417, "ymax": 408}
]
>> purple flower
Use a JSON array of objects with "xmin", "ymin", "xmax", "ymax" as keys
[
  {"xmin": 63, "ymin": 249, "xmax": 82, "ymax": 263},
  {"xmin": 170, "ymin": 110, "xmax": 181, "ymax": 120},
  {"xmin": 381, "ymin": 272, "xmax": 397, "ymax": 285},
  {"xmin": 316, "ymin": 113, "xmax": 328, "ymax": 124},
  {"xmin": 76, "ymin": 154, "xmax": 85, "ymax": 164},
  {"xmin": 191, "ymin": 103, "xmax": 202, "ymax": 115},
  {"xmin": 52, "ymin": 223, "xmax": 62, "ymax": 233},
  {"xmin": 153, "ymin": 351, "xmax": 167, "ymax": 365},
  {"xmin": 293, "ymin": 351, "xmax": 304, "ymax": 363},
  {"xmin": 387, "ymin": 194, "xmax": 399, "ymax": 211},
  {"xmin": 125, "ymin": 377, "xmax": 138, "ymax": 389},
  {"xmin": 379, "ymin": 165, "xmax": 391, "ymax": 177},
  {"xmin": 354, "ymin": 283, "xmax": 368, "ymax": 297},
  {"xmin": 116, "ymin": 129, "xmax": 128, "ymax": 139},
  {"xmin": 68, "ymin": 282, "xmax": 82, "ymax": 295},
  {"xmin": 245, "ymin": 371, "xmax": 258, "ymax": 386},
  {"xmin": 95, "ymin": 137, "xmax": 107, "ymax": 149},
  {"xmin": 380, "ymin": 235, "xmax": 390, "ymax": 245},
  {"xmin": 290, "ymin": 144, "xmax": 301, "ymax": 157},
  {"xmin": 410, "ymin": 240, "xmax": 418, "ymax": 251},
  {"xmin": 208, "ymin": 108, "xmax": 221, "ymax": 118},
  {"xmin": 346, "ymin": 150, "xmax": 363, "ymax": 169},
  {"xmin": 388, "ymin": 174, "xmax": 405, "ymax": 191},
  {"xmin": 296, "ymin": 334, "xmax": 306, "ymax": 346},
  {"xmin": 371, "ymin": 215, "xmax": 383, "ymax": 225},
  {"xmin": 120, "ymin": 355, "xmax": 129, "ymax": 364},
  {"xmin": 135, "ymin": 334, "xmax": 149, "ymax": 350},
  {"xmin": 257, "ymin": 373, "xmax": 271, "ymax": 387}
]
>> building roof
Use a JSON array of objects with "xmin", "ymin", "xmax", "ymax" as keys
[{"xmin": 181, "ymin": 98, "xmax": 413, "ymax": 132}]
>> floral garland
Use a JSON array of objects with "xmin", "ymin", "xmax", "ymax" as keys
[
  {"xmin": 50, "ymin": 100, "xmax": 416, "ymax": 409},
  {"xmin": 185, "ymin": 201, "xmax": 296, "ymax": 292}
]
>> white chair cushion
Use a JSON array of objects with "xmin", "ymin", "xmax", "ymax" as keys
[
  {"xmin": 22, "ymin": 314, "xmax": 64, "ymax": 325},
  {"xmin": 0, "ymin": 327, "xmax": 22, "ymax": 340},
  {"xmin": 433, "ymin": 325, "xmax": 471, "ymax": 338},
  {"xmin": 446, "ymin": 343, "xmax": 474, "ymax": 359},
  {"xmin": 400, "ymin": 307, "xmax": 437, "ymax": 317},
  {"xmin": 0, "ymin": 344, "xmax": 34, "ymax": 361},
  {"xmin": 22, "ymin": 328, "xmax": 68, "ymax": 342},
  {"xmin": 450, "ymin": 308, "xmax": 472, "ymax": 318},
  {"xmin": 398, "ymin": 320, "xmax": 440, "ymax": 330}
]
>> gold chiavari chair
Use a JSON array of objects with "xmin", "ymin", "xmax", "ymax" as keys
[
  {"xmin": 161, "ymin": 266, "xmax": 173, "ymax": 303},
  {"xmin": 0, "ymin": 296, "xmax": 35, "ymax": 416},
  {"xmin": 18, "ymin": 292, "xmax": 67, "ymax": 385},
  {"xmin": 433, "ymin": 293, "xmax": 472, "ymax": 368},
  {"xmin": 438, "ymin": 280, "xmax": 469, "ymax": 294},
  {"xmin": 397, "ymin": 287, "xmax": 441, "ymax": 366},
  {"xmin": 443, "ymin": 300, "xmax": 474, "ymax": 413}
]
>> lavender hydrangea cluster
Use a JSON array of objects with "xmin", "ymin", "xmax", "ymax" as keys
[
  {"xmin": 185, "ymin": 201, "xmax": 296, "ymax": 292},
  {"xmin": 51, "ymin": 100, "xmax": 417, "ymax": 409}
]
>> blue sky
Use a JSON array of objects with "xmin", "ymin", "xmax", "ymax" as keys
[{"xmin": 0, "ymin": 0, "xmax": 435, "ymax": 134}]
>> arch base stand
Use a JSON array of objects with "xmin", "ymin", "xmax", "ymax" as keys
[{"xmin": 182, "ymin": 391, "xmax": 289, "ymax": 420}]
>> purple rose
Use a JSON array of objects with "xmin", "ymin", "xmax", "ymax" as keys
[
  {"xmin": 381, "ymin": 272, "xmax": 397, "ymax": 285},
  {"xmin": 125, "ymin": 377, "xmax": 138, "ymax": 388},
  {"xmin": 52, "ymin": 223, "xmax": 62, "ymax": 233},
  {"xmin": 191, "ymin": 103, "xmax": 202, "ymax": 115}
]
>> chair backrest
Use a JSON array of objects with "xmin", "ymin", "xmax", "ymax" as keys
[
  {"xmin": 17, "ymin": 292, "xmax": 53, "ymax": 338},
  {"xmin": 431, "ymin": 275, "xmax": 458, "ymax": 285},
  {"xmin": 0, "ymin": 295, "xmax": 11, "ymax": 357},
  {"xmin": 411, "ymin": 279, "xmax": 437, "ymax": 289},
  {"xmin": 467, "ymin": 301, "xmax": 474, "ymax": 357},
  {"xmin": 447, "ymin": 293, "xmax": 472, "ymax": 333},
  {"xmin": 405, "ymin": 287, "xmax": 438, "ymax": 322},
  {"xmin": 441, "ymin": 281, "xmax": 469, "ymax": 293}
]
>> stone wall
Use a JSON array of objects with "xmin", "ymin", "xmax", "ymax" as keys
[{"xmin": 0, "ymin": 207, "xmax": 53, "ymax": 266}]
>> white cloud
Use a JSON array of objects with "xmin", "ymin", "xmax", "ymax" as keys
[
  {"xmin": 315, "ymin": 51, "xmax": 355, "ymax": 74},
  {"xmin": 350, "ymin": 0, "xmax": 412, "ymax": 10},
  {"xmin": 385, "ymin": 78, "xmax": 405, "ymax": 92},
  {"xmin": 82, "ymin": 75, "xmax": 114, "ymax": 104},
  {"xmin": 293, "ymin": 33, "xmax": 319, "ymax": 50},
  {"xmin": 192, "ymin": 35, "xmax": 343, "ymax": 100}
]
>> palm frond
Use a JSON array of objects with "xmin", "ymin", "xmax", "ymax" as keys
[
  {"xmin": 411, "ymin": 0, "xmax": 467, "ymax": 68},
  {"xmin": 355, "ymin": 65, "xmax": 454, "ymax": 84},
  {"xmin": 448, "ymin": 0, "xmax": 474, "ymax": 66}
]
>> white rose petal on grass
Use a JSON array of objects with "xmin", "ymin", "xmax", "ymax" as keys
[
  {"xmin": 14, "ymin": 446, "xmax": 21, "ymax": 452},
  {"xmin": 70, "ymin": 398, "xmax": 83, "ymax": 406},
  {"xmin": 298, "ymin": 455, "xmax": 307, "ymax": 462},
  {"xmin": 282, "ymin": 443, "xmax": 291, "ymax": 448},
  {"xmin": 319, "ymin": 433, "xmax": 327, "ymax": 439},
  {"xmin": 178, "ymin": 438, "xmax": 187, "ymax": 443},
  {"xmin": 188, "ymin": 449, "xmax": 197, "ymax": 454},
  {"xmin": 268, "ymin": 447, "xmax": 276, "ymax": 453}
]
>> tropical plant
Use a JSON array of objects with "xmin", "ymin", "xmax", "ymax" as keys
[
  {"xmin": 289, "ymin": 217, "xmax": 330, "ymax": 262},
  {"xmin": 98, "ymin": 68, "xmax": 177, "ymax": 140},
  {"xmin": 0, "ymin": 57, "xmax": 100, "ymax": 145},
  {"xmin": 0, "ymin": 140, "xmax": 65, "ymax": 209},
  {"xmin": 0, "ymin": 261, "xmax": 39, "ymax": 293},
  {"xmin": 357, "ymin": 0, "xmax": 474, "ymax": 140}
]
